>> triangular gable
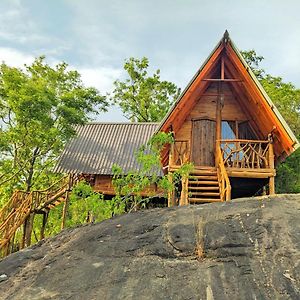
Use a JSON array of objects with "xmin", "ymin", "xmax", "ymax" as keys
[{"xmin": 158, "ymin": 31, "xmax": 299, "ymax": 162}]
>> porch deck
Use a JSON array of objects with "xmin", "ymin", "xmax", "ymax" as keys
[{"xmin": 168, "ymin": 138, "xmax": 275, "ymax": 205}]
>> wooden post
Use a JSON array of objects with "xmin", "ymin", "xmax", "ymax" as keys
[
  {"xmin": 167, "ymin": 172, "xmax": 176, "ymax": 207},
  {"xmin": 179, "ymin": 175, "xmax": 188, "ymax": 206},
  {"xmin": 215, "ymin": 81, "xmax": 223, "ymax": 167},
  {"xmin": 226, "ymin": 183, "xmax": 232, "ymax": 201},
  {"xmin": 268, "ymin": 136, "xmax": 275, "ymax": 195},
  {"xmin": 23, "ymin": 212, "xmax": 35, "ymax": 248},
  {"xmin": 169, "ymin": 143, "xmax": 174, "ymax": 167},
  {"xmin": 216, "ymin": 83, "xmax": 222, "ymax": 142},
  {"xmin": 61, "ymin": 190, "xmax": 69, "ymax": 230},
  {"xmin": 40, "ymin": 211, "xmax": 48, "ymax": 240}
]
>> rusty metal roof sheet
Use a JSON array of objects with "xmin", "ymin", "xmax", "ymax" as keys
[{"xmin": 54, "ymin": 122, "xmax": 159, "ymax": 175}]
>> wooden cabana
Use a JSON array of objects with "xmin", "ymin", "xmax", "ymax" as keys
[
  {"xmin": 55, "ymin": 31, "xmax": 299, "ymax": 206},
  {"xmin": 158, "ymin": 31, "xmax": 299, "ymax": 205}
]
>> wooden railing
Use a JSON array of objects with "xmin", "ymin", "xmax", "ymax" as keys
[
  {"xmin": 219, "ymin": 139, "xmax": 271, "ymax": 169},
  {"xmin": 169, "ymin": 140, "xmax": 190, "ymax": 167},
  {"xmin": 216, "ymin": 142, "xmax": 231, "ymax": 201},
  {"xmin": 0, "ymin": 175, "xmax": 79, "ymax": 256}
]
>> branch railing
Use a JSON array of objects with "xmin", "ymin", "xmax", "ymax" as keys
[
  {"xmin": 0, "ymin": 174, "xmax": 79, "ymax": 256},
  {"xmin": 219, "ymin": 139, "xmax": 271, "ymax": 169},
  {"xmin": 169, "ymin": 140, "xmax": 190, "ymax": 167},
  {"xmin": 216, "ymin": 141, "xmax": 231, "ymax": 201}
]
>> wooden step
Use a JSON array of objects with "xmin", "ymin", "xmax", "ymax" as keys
[
  {"xmin": 189, "ymin": 198, "xmax": 222, "ymax": 203},
  {"xmin": 189, "ymin": 192, "xmax": 220, "ymax": 197},
  {"xmin": 189, "ymin": 175, "xmax": 218, "ymax": 180},
  {"xmin": 47, "ymin": 198, "xmax": 65, "ymax": 209},
  {"xmin": 194, "ymin": 166, "xmax": 216, "ymax": 170},
  {"xmin": 189, "ymin": 180, "xmax": 219, "ymax": 186},
  {"xmin": 188, "ymin": 186, "xmax": 219, "ymax": 191},
  {"xmin": 190, "ymin": 170, "xmax": 217, "ymax": 176}
]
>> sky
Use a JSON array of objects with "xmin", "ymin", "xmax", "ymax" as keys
[{"xmin": 0, "ymin": 0, "xmax": 299, "ymax": 121}]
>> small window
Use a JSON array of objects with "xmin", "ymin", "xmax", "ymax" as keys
[{"xmin": 222, "ymin": 121, "xmax": 236, "ymax": 139}]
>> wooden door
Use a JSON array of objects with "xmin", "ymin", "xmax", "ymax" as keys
[{"xmin": 192, "ymin": 119, "xmax": 216, "ymax": 166}]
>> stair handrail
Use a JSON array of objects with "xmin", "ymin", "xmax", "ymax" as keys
[
  {"xmin": 216, "ymin": 141, "xmax": 231, "ymax": 201},
  {"xmin": 0, "ymin": 174, "xmax": 79, "ymax": 254}
]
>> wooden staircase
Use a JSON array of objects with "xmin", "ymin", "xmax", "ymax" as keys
[
  {"xmin": 188, "ymin": 167, "xmax": 221, "ymax": 203},
  {"xmin": 0, "ymin": 175, "xmax": 78, "ymax": 256}
]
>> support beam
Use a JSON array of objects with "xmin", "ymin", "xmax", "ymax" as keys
[
  {"xmin": 202, "ymin": 78, "xmax": 242, "ymax": 82},
  {"xmin": 268, "ymin": 136, "xmax": 275, "ymax": 195},
  {"xmin": 216, "ymin": 82, "xmax": 223, "ymax": 142},
  {"xmin": 167, "ymin": 173, "xmax": 176, "ymax": 207},
  {"xmin": 179, "ymin": 175, "xmax": 189, "ymax": 206},
  {"xmin": 22, "ymin": 212, "xmax": 35, "ymax": 248},
  {"xmin": 40, "ymin": 211, "xmax": 49, "ymax": 240},
  {"xmin": 61, "ymin": 191, "xmax": 70, "ymax": 230}
]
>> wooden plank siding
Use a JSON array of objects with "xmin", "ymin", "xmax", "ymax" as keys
[
  {"xmin": 174, "ymin": 82, "xmax": 248, "ymax": 162},
  {"xmin": 93, "ymin": 175, "xmax": 161, "ymax": 197}
]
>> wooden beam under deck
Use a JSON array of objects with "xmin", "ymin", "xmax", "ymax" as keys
[{"xmin": 226, "ymin": 167, "xmax": 276, "ymax": 178}]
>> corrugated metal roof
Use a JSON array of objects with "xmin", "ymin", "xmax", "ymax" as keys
[{"xmin": 54, "ymin": 122, "xmax": 160, "ymax": 175}]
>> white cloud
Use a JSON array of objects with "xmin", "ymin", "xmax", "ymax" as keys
[
  {"xmin": 78, "ymin": 67, "xmax": 122, "ymax": 93},
  {"xmin": 0, "ymin": 47, "xmax": 35, "ymax": 67}
]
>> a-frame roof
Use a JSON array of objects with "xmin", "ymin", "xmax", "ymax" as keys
[{"xmin": 158, "ymin": 31, "xmax": 299, "ymax": 161}]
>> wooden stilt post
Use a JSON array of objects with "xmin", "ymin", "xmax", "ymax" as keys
[
  {"xmin": 268, "ymin": 135, "xmax": 275, "ymax": 195},
  {"xmin": 179, "ymin": 175, "xmax": 189, "ymax": 206},
  {"xmin": 61, "ymin": 190, "xmax": 69, "ymax": 230},
  {"xmin": 167, "ymin": 172, "xmax": 176, "ymax": 207},
  {"xmin": 61, "ymin": 174, "xmax": 74, "ymax": 230},
  {"xmin": 40, "ymin": 211, "xmax": 49, "ymax": 240},
  {"xmin": 23, "ymin": 212, "xmax": 35, "ymax": 248}
]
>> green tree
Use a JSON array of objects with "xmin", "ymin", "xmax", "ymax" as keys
[
  {"xmin": 241, "ymin": 50, "xmax": 300, "ymax": 193},
  {"xmin": 0, "ymin": 57, "xmax": 107, "ymax": 199},
  {"xmin": 112, "ymin": 132, "xmax": 193, "ymax": 211},
  {"xmin": 111, "ymin": 57, "xmax": 181, "ymax": 122}
]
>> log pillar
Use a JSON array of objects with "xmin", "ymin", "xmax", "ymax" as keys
[
  {"xmin": 61, "ymin": 190, "xmax": 70, "ymax": 230},
  {"xmin": 268, "ymin": 135, "xmax": 275, "ymax": 195},
  {"xmin": 22, "ymin": 212, "xmax": 35, "ymax": 248},
  {"xmin": 167, "ymin": 173, "xmax": 176, "ymax": 207},
  {"xmin": 179, "ymin": 175, "xmax": 189, "ymax": 206},
  {"xmin": 40, "ymin": 210, "xmax": 49, "ymax": 240}
]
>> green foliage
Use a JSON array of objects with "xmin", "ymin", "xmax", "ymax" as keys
[
  {"xmin": 276, "ymin": 149, "xmax": 300, "ymax": 193},
  {"xmin": 260, "ymin": 76, "xmax": 300, "ymax": 135},
  {"xmin": 66, "ymin": 181, "xmax": 123, "ymax": 225},
  {"xmin": 240, "ymin": 50, "xmax": 265, "ymax": 79},
  {"xmin": 112, "ymin": 132, "xmax": 193, "ymax": 211},
  {"xmin": 242, "ymin": 50, "xmax": 300, "ymax": 193},
  {"xmin": 33, "ymin": 181, "xmax": 124, "ymax": 240},
  {"xmin": 0, "ymin": 57, "xmax": 108, "ymax": 201},
  {"xmin": 111, "ymin": 57, "xmax": 181, "ymax": 122}
]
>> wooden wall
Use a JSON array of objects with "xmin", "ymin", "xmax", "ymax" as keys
[
  {"xmin": 175, "ymin": 82, "xmax": 248, "ymax": 144},
  {"xmin": 94, "ymin": 175, "xmax": 115, "ymax": 195},
  {"xmin": 93, "ymin": 175, "xmax": 160, "ymax": 197}
]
